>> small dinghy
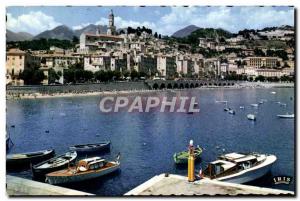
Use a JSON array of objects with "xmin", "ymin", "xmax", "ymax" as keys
[
  {"xmin": 239, "ymin": 106, "xmax": 245, "ymax": 109},
  {"xmin": 247, "ymin": 114, "xmax": 256, "ymax": 121},
  {"xmin": 216, "ymin": 100, "xmax": 227, "ymax": 103},
  {"xmin": 271, "ymin": 91, "xmax": 276, "ymax": 94},
  {"xmin": 202, "ymin": 152, "xmax": 277, "ymax": 184},
  {"xmin": 277, "ymin": 113, "xmax": 294, "ymax": 118},
  {"xmin": 32, "ymin": 151, "xmax": 77, "ymax": 180},
  {"xmin": 250, "ymin": 104, "xmax": 258, "ymax": 107},
  {"xmin": 228, "ymin": 110, "xmax": 235, "ymax": 115},
  {"xmin": 7, "ymin": 149, "xmax": 55, "ymax": 169},
  {"xmin": 46, "ymin": 154, "xmax": 120, "ymax": 185},
  {"xmin": 173, "ymin": 146, "xmax": 202, "ymax": 165},
  {"xmin": 69, "ymin": 141, "xmax": 111, "ymax": 153}
]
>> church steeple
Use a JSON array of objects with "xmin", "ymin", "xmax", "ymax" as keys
[{"xmin": 107, "ymin": 9, "xmax": 116, "ymax": 35}]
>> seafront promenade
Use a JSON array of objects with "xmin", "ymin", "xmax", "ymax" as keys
[{"xmin": 6, "ymin": 81, "xmax": 294, "ymax": 99}]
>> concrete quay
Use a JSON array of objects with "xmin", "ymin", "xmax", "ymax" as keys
[
  {"xmin": 125, "ymin": 174, "xmax": 294, "ymax": 196},
  {"xmin": 6, "ymin": 175, "xmax": 93, "ymax": 196}
]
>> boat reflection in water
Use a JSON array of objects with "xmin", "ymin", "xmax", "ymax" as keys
[{"xmin": 203, "ymin": 152, "xmax": 277, "ymax": 184}]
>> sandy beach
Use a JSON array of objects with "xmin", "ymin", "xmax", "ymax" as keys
[{"xmin": 6, "ymin": 82, "xmax": 294, "ymax": 100}]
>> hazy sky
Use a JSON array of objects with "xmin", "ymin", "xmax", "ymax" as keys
[{"xmin": 6, "ymin": 6, "xmax": 294, "ymax": 35}]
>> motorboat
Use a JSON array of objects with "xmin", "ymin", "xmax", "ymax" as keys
[
  {"xmin": 46, "ymin": 154, "xmax": 120, "ymax": 185},
  {"xmin": 202, "ymin": 152, "xmax": 277, "ymax": 184},
  {"xmin": 247, "ymin": 114, "xmax": 256, "ymax": 121}
]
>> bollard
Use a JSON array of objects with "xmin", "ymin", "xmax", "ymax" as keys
[{"xmin": 188, "ymin": 139, "xmax": 195, "ymax": 182}]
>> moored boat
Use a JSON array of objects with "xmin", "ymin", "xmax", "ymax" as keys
[
  {"xmin": 239, "ymin": 106, "xmax": 245, "ymax": 109},
  {"xmin": 277, "ymin": 113, "xmax": 294, "ymax": 118},
  {"xmin": 224, "ymin": 107, "xmax": 230, "ymax": 112},
  {"xmin": 247, "ymin": 114, "xmax": 256, "ymax": 121},
  {"xmin": 45, "ymin": 154, "xmax": 120, "ymax": 185},
  {"xmin": 202, "ymin": 152, "xmax": 277, "ymax": 184},
  {"xmin": 173, "ymin": 146, "xmax": 202, "ymax": 164},
  {"xmin": 69, "ymin": 141, "xmax": 110, "ymax": 153},
  {"xmin": 32, "ymin": 151, "xmax": 77, "ymax": 180},
  {"xmin": 7, "ymin": 149, "xmax": 55, "ymax": 169},
  {"xmin": 228, "ymin": 110, "xmax": 235, "ymax": 115},
  {"xmin": 250, "ymin": 104, "xmax": 258, "ymax": 107}
]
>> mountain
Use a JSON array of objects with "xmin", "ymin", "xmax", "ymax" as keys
[
  {"xmin": 33, "ymin": 25, "xmax": 75, "ymax": 40},
  {"xmin": 74, "ymin": 24, "xmax": 108, "ymax": 37},
  {"xmin": 6, "ymin": 30, "xmax": 33, "ymax": 42},
  {"xmin": 172, "ymin": 25, "xmax": 200, "ymax": 38},
  {"xmin": 189, "ymin": 28, "xmax": 233, "ymax": 39}
]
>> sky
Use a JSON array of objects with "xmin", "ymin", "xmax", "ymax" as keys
[{"xmin": 6, "ymin": 6, "xmax": 294, "ymax": 36}]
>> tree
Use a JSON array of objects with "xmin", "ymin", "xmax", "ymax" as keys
[
  {"xmin": 19, "ymin": 68, "xmax": 45, "ymax": 85},
  {"xmin": 254, "ymin": 48, "xmax": 265, "ymax": 56},
  {"xmin": 255, "ymin": 75, "xmax": 265, "ymax": 82},
  {"xmin": 48, "ymin": 68, "xmax": 60, "ymax": 84},
  {"xmin": 158, "ymin": 34, "xmax": 161, "ymax": 39},
  {"xmin": 72, "ymin": 36, "xmax": 79, "ymax": 44},
  {"xmin": 154, "ymin": 32, "xmax": 158, "ymax": 38},
  {"xmin": 130, "ymin": 70, "xmax": 139, "ymax": 80}
]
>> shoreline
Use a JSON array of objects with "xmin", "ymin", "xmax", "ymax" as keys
[{"xmin": 6, "ymin": 82, "xmax": 294, "ymax": 100}]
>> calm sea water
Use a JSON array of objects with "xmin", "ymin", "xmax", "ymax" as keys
[{"xmin": 6, "ymin": 88, "xmax": 295, "ymax": 195}]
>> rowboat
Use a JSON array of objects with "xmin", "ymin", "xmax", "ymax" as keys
[
  {"xmin": 45, "ymin": 154, "xmax": 120, "ymax": 185},
  {"xmin": 202, "ymin": 152, "xmax": 277, "ymax": 184},
  {"xmin": 173, "ymin": 146, "xmax": 202, "ymax": 165},
  {"xmin": 7, "ymin": 149, "xmax": 55, "ymax": 169},
  {"xmin": 277, "ymin": 113, "xmax": 294, "ymax": 118},
  {"xmin": 247, "ymin": 114, "xmax": 256, "ymax": 121},
  {"xmin": 250, "ymin": 104, "xmax": 258, "ymax": 107},
  {"xmin": 32, "ymin": 151, "xmax": 77, "ymax": 180},
  {"xmin": 69, "ymin": 141, "xmax": 110, "ymax": 153}
]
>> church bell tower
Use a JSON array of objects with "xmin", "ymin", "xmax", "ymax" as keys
[{"xmin": 107, "ymin": 9, "xmax": 116, "ymax": 35}]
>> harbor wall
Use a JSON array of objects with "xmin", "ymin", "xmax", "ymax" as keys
[{"xmin": 6, "ymin": 175, "xmax": 93, "ymax": 196}]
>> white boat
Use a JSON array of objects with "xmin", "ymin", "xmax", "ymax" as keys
[
  {"xmin": 247, "ymin": 114, "xmax": 256, "ymax": 121},
  {"xmin": 277, "ymin": 113, "xmax": 294, "ymax": 118},
  {"xmin": 46, "ymin": 154, "xmax": 120, "ymax": 185},
  {"xmin": 250, "ymin": 104, "xmax": 258, "ymax": 107},
  {"xmin": 203, "ymin": 152, "xmax": 277, "ymax": 184},
  {"xmin": 239, "ymin": 106, "xmax": 245, "ymax": 109},
  {"xmin": 271, "ymin": 91, "xmax": 276, "ymax": 94},
  {"xmin": 228, "ymin": 110, "xmax": 235, "ymax": 115}
]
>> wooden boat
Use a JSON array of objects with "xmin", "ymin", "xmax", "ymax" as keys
[
  {"xmin": 228, "ymin": 110, "xmax": 235, "ymax": 115},
  {"xmin": 202, "ymin": 152, "xmax": 277, "ymax": 184},
  {"xmin": 69, "ymin": 141, "xmax": 110, "ymax": 153},
  {"xmin": 247, "ymin": 114, "xmax": 256, "ymax": 121},
  {"xmin": 7, "ymin": 149, "xmax": 55, "ymax": 169},
  {"xmin": 277, "ymin": 113, "xmax": 294, "ymax": 118},
  {"xmin": 32, "ymin": 151, "xmax": 77, "ymax": 180},
  {"xmin": 173, "ymin": 146, "xmax": 202, "ymax": 164},
  {"xmin": 46, "ymin": 154, "xmax": 120, "ymax": 185}
]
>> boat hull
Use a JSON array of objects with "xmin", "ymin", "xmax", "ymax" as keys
[
  {"xmin": 69, "ymin": 142, "xmax": 110, "ymax": 153},
  {"xmin": 215, "ymin": 155, "xmax": 276, "ymax": 184},
  {"xmin": 7, "ymin": 150, "xmax": 55, "ymax": 170},
  {"xmin": 32, "ymin": 152, "xmax": 77, "ymax": 181},
  {"xmin": 46, "ymin": 162, "xmax": 120, "ymax": 185}
]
